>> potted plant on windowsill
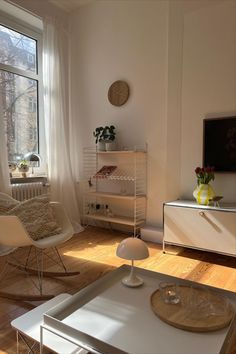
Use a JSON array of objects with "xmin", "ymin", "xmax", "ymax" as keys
[
  {"xmin": 8, "ymin": 162, "xmax": 17, "ymax": 178},
  {"xmin": 18, "ymin": 159, "xmax": 29, "ymax": 177}
]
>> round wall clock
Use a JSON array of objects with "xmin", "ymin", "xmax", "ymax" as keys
[{"xmin": 108, "ymin": 80, "xmax": 130, "ymax": 106}]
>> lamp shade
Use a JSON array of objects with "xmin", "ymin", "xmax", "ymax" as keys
[
  {"xmin": 24, "ymin": 152, "xmax": 40, "ymax": 164},
  {"xmin": 116, "ymin": 237, "xmax": 149, "ymax": 260}
]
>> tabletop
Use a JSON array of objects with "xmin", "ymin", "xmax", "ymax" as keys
[{"xmin": 41, "ymin": 265, "xmax": 236, "ymax": 354}]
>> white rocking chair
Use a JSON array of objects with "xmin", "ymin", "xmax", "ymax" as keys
[{"xmin": 0, "ymin": 193, "xmax": 80, "ymax": 301}]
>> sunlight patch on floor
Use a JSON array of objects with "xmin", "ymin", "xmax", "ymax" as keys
[
  {"xmin": 62, "ymin": 243, "xmax": 183, "ymax": 269},
  {"xmin": 63, "ymin": 251, "xmax": 129, "ymax": 267}
]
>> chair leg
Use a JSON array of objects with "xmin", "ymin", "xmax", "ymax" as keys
[
  {"xmin": 0, "ymin": 259, "xmax": 10, "ymax": 282},
  {"xmin": 53, "ymin": 247, "xmax": 67, "ymax": 273},
  {"xmin": 0, "ymin": 249, "xmax": 53, "ymax": 301},
  {"xmin": 42, "ymin": 247, "xmax": 67, "ymax": 272},
  {"xmin": 18, "ymin": 331, "xmax": 39, "ymax": 353},
  {"xmin": 35, "ymin": 248, "xmax": 44, "ymax": 296},
  {"xmin": 0, "ymin": 246, "xmax": 80, "ymax": 301},
  {"xmin": 24, "ymin": 246, "xmax": 33, "ymax": 270},
  {"xmin": 37, "ymin": 247, "xmax": 80, "ymax": 277}
]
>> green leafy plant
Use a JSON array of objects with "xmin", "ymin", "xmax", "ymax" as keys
[
  {"xmin": 93, "ymin": 127, "xmax": 104, "ymax": 144},
  {"xmin": 93, "ymin": 125, "xmax": 116, "ymax": 143},
  {"xmin": 18, "ymin": 159, "xmax": 29, "ymax": 171},
  {"xmin": 195, "ymin": 166, "xmax": 215, "ymax": 185},
  {"xmin": 101, "ymin": 125, "xmax": 116, "ymax": 141}
]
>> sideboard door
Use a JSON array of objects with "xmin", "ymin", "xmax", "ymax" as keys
[{"xmin": 164, "ymin": 205, "xmax": 236, "ymax": 256}]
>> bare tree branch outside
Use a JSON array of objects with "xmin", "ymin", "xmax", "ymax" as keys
[{"xmin": 0, "ymin": 24, "xmax": 38, "ymax": 163}]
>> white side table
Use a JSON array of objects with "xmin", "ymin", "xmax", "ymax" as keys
[{"xmin": 11, "ymin": 293, "xmax": 88, "ymax": 354}]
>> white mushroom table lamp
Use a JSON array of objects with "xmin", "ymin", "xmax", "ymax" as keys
[{"xmin": 116, "ymin": 237, "xmax": 149, "ymax": 287}]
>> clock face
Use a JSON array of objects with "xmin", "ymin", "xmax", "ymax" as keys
[{"xmin": 108, "ymin": 80, "xmax": 130, "ymax": 106}]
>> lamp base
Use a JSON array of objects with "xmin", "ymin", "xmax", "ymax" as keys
[{"xmin": 122, "ymin": 274, "xmax": 143, "ymax": 288}]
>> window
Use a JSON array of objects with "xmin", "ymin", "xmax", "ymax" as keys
[
  {"xmin": 0, "ymin": 19, "xmax": 42, "ymax": 164},
  {"xmin": 27, "ymin": 53, "xmax": 34, "ymax": 64},
  {"xmin": 29, "ymin": 96, "xmax": 37, "ymax": 113}
]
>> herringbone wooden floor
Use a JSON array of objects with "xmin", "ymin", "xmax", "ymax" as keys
[{"xmin": 0, "ymin": 226, "xmax": 235, "ymax": 353}]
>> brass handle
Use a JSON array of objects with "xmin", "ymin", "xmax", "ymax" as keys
[{"xmin": 198, "ymin": 210, "xmax": 221, "ymax": 232}]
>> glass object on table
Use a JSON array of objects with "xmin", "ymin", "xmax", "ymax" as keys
[{"xmin": 159, "ymin": 282, "xmax": 180, "ymax": 304}]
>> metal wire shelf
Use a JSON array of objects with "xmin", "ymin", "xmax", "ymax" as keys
[{"xmin": 83, "ymin": 145, "xmax": 147, "ymax": 236}]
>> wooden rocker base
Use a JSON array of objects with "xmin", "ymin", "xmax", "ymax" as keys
[
  {"xmin": 0, "ymin": 291, "xmax": 54, "ymax": 301},
  {"xmin": 0, "ymin": 262, "xmax": 80, "ymax": 301},
  {"xmin": 7, "ymin": 262, "xmax": 80, "ymax": 278}
]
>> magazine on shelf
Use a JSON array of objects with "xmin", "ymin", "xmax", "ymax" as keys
[{"xmin": 94, "ymin": 165, "xmax": 117, "ymax": 177}]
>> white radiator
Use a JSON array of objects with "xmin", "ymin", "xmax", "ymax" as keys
[{"xmin": 12, "ymin": 182, "xmax": 49, "ymax": 201}]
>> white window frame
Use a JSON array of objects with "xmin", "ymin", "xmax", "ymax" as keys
[{"xmin": 0, "ymin": 11, "xmax": 46, "ymax": 174}]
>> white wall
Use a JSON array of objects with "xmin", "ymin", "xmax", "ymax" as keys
[
  {"xmin": 70, "ymin": 0, "xmax": 236, "ymax": 228},
  {"xmin": 70, "ymin": 0, "xmax": 169, "ymax": 225},
  {"xmin": 8, "ymin": 0, "xmax": 236, "ymax": 226},
  {"xmin": 181, "ymin": 0, "xmax": 236, "ymax": 202},
  {"xmin": 165, "ymin": 0, "xmax": 220, "ymax": 203}
]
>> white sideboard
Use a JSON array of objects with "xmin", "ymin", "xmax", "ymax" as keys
[{"xmin": 163, "ymin": 200, "xmax": 236, "ymax": 257}]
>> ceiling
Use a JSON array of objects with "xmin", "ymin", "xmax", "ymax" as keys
[{"xmin": 49, "ymin": 0, "xmax": 94, "ymax": 12}]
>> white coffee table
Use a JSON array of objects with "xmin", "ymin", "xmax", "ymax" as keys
[
  {"xmin": 40, "ymin": 265, "xmax": 236, "ymax": 354},
  {"xmin": 11, "ymin": 293, "xmax": 88, "ymax": 354}
]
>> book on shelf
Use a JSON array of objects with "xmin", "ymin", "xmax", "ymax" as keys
[{"xmin": 94, "ymin": 165, "xmax": 117, "ymax": 178}]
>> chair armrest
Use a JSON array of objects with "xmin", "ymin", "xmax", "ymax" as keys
[{"xmin": 0, "ymin": 215, "xmax": 32, "ymax": 247}]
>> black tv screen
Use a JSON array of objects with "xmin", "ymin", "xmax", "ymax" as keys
[{"xmin": 203, "ymin": 117, "xmax": 236, "ymax": 172}]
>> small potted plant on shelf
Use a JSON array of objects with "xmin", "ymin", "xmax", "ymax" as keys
[
  {"xmin": 93, "ymin": 126, "xmax": 105, "ymax": 151},
  {"xmin": 101, "ymin": 125, "xmax": 116, "ymax": 151},
  {"xmin": 93, "ymin": 127, "xmax": 104, "ymax": 144},
  {"xmin": 93, "ymin": 125, "xmax": 116, "ymax": 151},
  {"xmin": 18, "ymin": 159, "xmax": 29, "ymax": 177}
]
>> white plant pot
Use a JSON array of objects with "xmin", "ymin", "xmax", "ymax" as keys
[
  {"xmin": 18, "ymin": 166, "xmax": 29, "ymax": 176},
  {"xmin": 105, "ymin": 141, "xmax": 116, "ymax": 151},
  {"xmin": 97, "ymin": 141, "xmax": 105, "ymax": 151},
  {"xmin": 18, "ymin": 167, "xmax": 29, "ymax": 173}
]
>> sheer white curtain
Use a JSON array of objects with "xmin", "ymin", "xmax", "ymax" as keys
[
  {"xmin": 43, "ymin": 17, "xmax": 83, "ymax": 233},
  {"xmin": 0, "ymin": 95, "xmax": 11, "ymax": 195},
  {"xmin": 0, "ymin": 92, "xmax": 13, "ymax": 255}
]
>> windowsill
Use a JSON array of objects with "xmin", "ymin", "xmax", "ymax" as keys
[{"xmin": 10, "ymin": 176, "xmax": 48, "ymax": 185}]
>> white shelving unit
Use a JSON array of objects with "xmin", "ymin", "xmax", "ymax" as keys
[{"xmin": 83, "ymin": 146, "xmax": 147, "ymax": 236}]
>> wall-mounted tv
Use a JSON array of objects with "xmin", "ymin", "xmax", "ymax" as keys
[{"xmin": 203, "ymin": 116, "xmax": 236, "ymax": 172}]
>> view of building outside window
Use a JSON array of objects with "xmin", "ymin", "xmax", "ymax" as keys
[{"xmin": 0, "ymin": 24, "xmax": 39, "ymax": 163}]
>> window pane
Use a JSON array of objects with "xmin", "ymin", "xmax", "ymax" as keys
[
  {"xmin": 0, "ymin": 24, "xmax": 37, "ymax": 73},
  {"xmin": 0, "ymin": 70, "xmax": 38, "ymax": 162}
]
